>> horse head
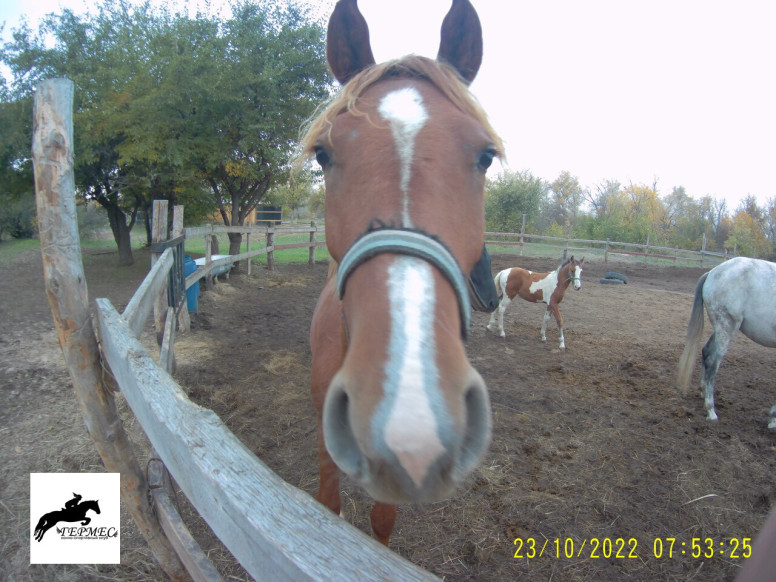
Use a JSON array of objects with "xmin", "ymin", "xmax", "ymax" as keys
[
  {"xmin": 567, "ymin": 256, "xmax": 584, "ymax": 290},
  {"xmin": 304, "ymin": 0, "xmax": 500, "ymax": 505}
]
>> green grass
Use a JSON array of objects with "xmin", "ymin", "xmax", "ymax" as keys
[
  {"xmin": 0, "ymin": 238, "xmax": 41, "ymax": 267},
  {"xmin": 184, "ymin": 231, "xmax": 331, "ymax": 266},
  {"xmin": 0, "ymin": 228, "xmax": 147, "ymax": 269}
]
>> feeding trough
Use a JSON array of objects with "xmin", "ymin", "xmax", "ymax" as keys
[{"xmin": 194, "ymin": 254, "xmax": 233, "ymax": 278}]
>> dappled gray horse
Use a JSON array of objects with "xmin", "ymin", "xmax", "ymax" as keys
[{"xmin": 677, "ymin": 257, "xmax": 776, "ymax": 427}]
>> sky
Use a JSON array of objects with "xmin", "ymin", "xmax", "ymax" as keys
[{"xmin": 3, "ymin": 0, "xmax": 775, "ymax": 211}]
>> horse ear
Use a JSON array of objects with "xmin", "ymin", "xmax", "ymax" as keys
[
  {"xmin": 327, "ymin": 0, "xmax": 376, "ymax": 85},
  {"xmin": 437, "ymin": 0, "xmax": 483, "ymax": 85}
]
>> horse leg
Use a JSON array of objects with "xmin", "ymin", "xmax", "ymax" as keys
[
  {"xmin": 370, "ymin": 502, "xmax": 397, "ymax": 545},
  {"xmin": 540, "ymin": 307, "xmax": 552, "ymax": 343},
  {"xmin": 550, "ymin": 303, "xmax": 565, "ymax": 349},
  {"xmin": 488, "ymin": 296, "xmax": 510, "ymax": 337},
  {"xmin": 315, "ymin": 421, "xmax": 342, "ymax": 516},
  {"xmin": 34, "ymin": 518, "xmax": 49, "ymax": 542},
  {"xmin": 700, "ymin": 329, "xmax": 733, "ymax": 421}
]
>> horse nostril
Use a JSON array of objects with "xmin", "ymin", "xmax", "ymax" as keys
[
  {"xmin": 454, "ymin": 370, "xmax": 492, "ymax": 480},
  {"xmin": 322, "ymin": 382, "xmax": 364, "ymax": 478}
]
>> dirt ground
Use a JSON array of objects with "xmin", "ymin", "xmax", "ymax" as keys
[{"xmin": 2, "ymin": 248, "xmax": 775, "ymax": 581}]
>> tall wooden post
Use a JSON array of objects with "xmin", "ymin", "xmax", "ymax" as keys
[
  {"xmin": 701, "ymin": 232, "xmax": 707, "ymax": 268},
  {"xmin": 152, "ymin": 200, "xmax": 169, "ymax": 345},
  {"xmin": 32, "ymin": 79, "xmax": 188, "ymax": 581},
  {"xmin": 309, "ymin": 221, "xmax": 317, "ymax": 265},
  {"xmin": 204, "ymin": 230, "xmax": 214, "ymax": 290},
  {"xmin": 266, "ymin": 227, "xmax": 275, "ymax": 271},
  {"xmin": 172, "ymin": 205, "xmax": 190, "ymax": 332},
  {"xmin": 519, "ymin": 214, "xmax": 526, "ymax": 256},
  {"xmin": 246, "ymin": 231, "xmax": 252, "ymax": 276}
]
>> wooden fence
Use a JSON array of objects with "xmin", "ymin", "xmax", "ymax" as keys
[
  {"xmin": 183, "ymin": 222, "xmax": 325, "ymax": 287},
  {"xmin": 34, "ymin": 79, "xmax": 437, "ymax": 582},
  {"xmin": 485, "ymin": 230, "xmax": 733, "ymax": 268}
]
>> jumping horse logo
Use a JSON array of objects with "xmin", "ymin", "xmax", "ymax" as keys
[{"xmin": 33, "ymin": 493, "xmax": 101, "ymax": 541}]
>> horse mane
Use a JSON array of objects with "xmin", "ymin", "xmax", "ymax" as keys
[
  {"xmin": 295, "ymin": 55, "xmax": 504, "ymax": 168},
  {"xmin": 558, "ymin": 257, "xmax": 579, "ymax": 270}
]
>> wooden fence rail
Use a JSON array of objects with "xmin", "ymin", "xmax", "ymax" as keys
[
  {"xmin": 485, "ymin": 231, "xmax": 733, "ymax": 267},
  {"xmin": 95, "ymin": 298, "xmax": 436, "ymax": 581}
]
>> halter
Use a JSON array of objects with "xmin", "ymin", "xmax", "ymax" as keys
[
  {"xmin": 561, "ymin": 260, "xmax": 581, "ymax": 285},
  {"xmin": 337, "ymin": 228, "xmax": 472, "ymax": 339}
]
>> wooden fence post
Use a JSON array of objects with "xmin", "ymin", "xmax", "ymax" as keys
[
  {"xmin": 605, "ymin": 239, "xmax": 610, "ymax": 263},
  {"xmin": 246, "ymin": 231, "xmax": 252, "ymax": 276},
  {"xmin": 32, "ymin": 78, "xmax": 189, "ymax": 582},
  {"xmin": 266, "ymin": 227, "xmax": 275, "ymax": 271},
  {"xmin": 309, "ymin": 221, "xmax": 316, "ymax": 265},
  {"xmin": 172, "ymin": 205, "xmax": 191, "ymax": 333},
  {"xmin": 644, "ymin": 233, "xmax": 650, "ymax": 264},
  {"xmin": 519, "ymin": 214, "xmax": 526, "ymax": 256},
  {"xmin": 152, "ymin": 200, "xmax": 169, "ymax": 345},
  {"xmin": 204, "ymin": 230, "xmax": 214, "ymax": 291},
  {"xmin": 701, "ymin": 232, "xmax": 707, "ymax": 268}
]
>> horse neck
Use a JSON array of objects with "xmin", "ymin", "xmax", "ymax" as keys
[{"xmin": 557, "ymin": 263, "xmax": 573, "ymax": 289}]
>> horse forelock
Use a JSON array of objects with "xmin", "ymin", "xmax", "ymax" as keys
[{"xmin": 295, "ymin": 55, "xmax": 503, "ymax": 168}]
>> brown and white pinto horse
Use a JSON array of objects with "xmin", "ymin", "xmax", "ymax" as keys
[
  {"xmin": 301, "ymin": 0, "xmax": 502, "ymax": 545},
  {"xmin": 487, "ymin": 256, "xmax": 584, "ymax": 349}
]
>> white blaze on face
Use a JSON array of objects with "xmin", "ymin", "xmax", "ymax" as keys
[
  {"xmin": 382, "ymin": 257, "xmax": 446, "ymax": 488},
  {"xmin": 378, "ymin": 87, "xmax": 429, "ymax": 227}
]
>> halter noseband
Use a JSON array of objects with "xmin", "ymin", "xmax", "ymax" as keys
[{"xmin": 336, "ymin": 229, "xmax": 472, "ymax": 339}]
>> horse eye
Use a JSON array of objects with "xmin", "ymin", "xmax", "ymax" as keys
[
  {"xmin": 314, "ymin": 146, "xmax": 331, "ymax": 169},
  {"xmin": 477, "ymin": 149, "xmax": 496, "ymax": 171}
]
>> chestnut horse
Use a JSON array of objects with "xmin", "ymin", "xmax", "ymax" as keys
[
  {"xmin": 486, "ymin": 256, "xmax": 584, "ymax": 349},
  {"xmin": 301, "ymin": 0, "xmax": 502, "ymax": 545}
]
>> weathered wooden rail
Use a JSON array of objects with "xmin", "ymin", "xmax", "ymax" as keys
[
  {"xmin": 34, "ymin": 78, "xmax": 438, "ymax": 582},
  {"xmin": 183, "ymin": 223, "xmax": 326, "ymax": 286},
  {"xmin": 485, "ymin": 230, "xmax": 733, "ymax": 267}
]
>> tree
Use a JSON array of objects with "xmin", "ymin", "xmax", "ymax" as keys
[
  {"xmin": 586, "ymin": 179, "xmax": 620, "ymax": 218},
  {"xmin": 1, "ymin": 0, "xmax": 331, "ymax": 264},
  {"xmin": 546, "ymin": 171, "xmax": 585, "ymax": 230},
  {"xmin": 764, "ymin": 197, "xmax": 776, "ymax": 258},
  {"xmin": 266, "ymin": 170, "xmax": 318, "ymax": 220},
  {"xmin": 484, "ymin": 170, "xmax": 546, "ymax": 233},
  {"xmin": 725, "ymin": 210, "xmax": 768, "ymax": 258},
  {"xmin": 0, "ymin": 96, "xmax": 35, "ymax": 241}
]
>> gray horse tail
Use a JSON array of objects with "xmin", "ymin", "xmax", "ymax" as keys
[{"xmin": 677, "ymin": 272, "xmax": 709, "ymax": 395}]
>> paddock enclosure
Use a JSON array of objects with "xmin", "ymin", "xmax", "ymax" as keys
[
  {"xmin": 6, "ymin": 81, "xmax": 773, "ymax": 580},
  {"xmin": 5, "ymin": 239, "xmax": 776, "ymax": 581},
  {"xmin": 153, "ymin": 253, "xmax": 772, "ymax": 581}
]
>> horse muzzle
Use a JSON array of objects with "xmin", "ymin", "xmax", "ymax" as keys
[{"xmin": 322, "ymin": 366, "xmax": 491, "ymax": 504}]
